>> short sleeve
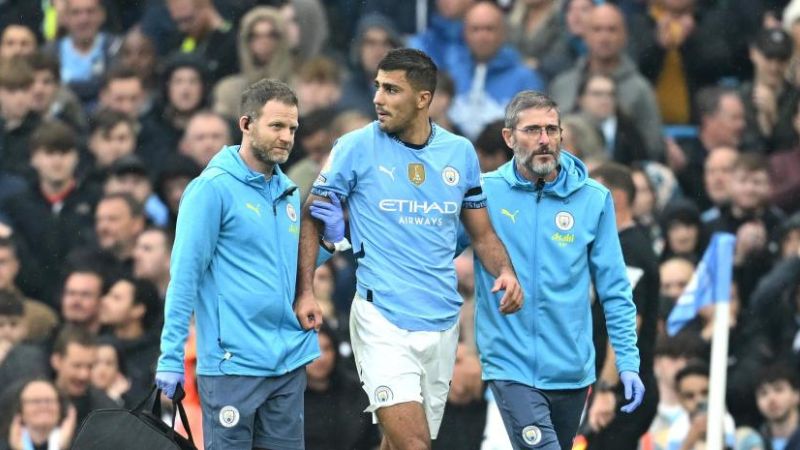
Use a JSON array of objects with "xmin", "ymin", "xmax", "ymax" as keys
[
  {"xmin": 462, "ymin": 142, "xmax": 486, "ymax": 209},
  {"xmin": 311, "ymin": 138, "xmax": 358, "ymax": 198}
]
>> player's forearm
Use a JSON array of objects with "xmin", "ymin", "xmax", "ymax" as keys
[
  {"xmin": 472, "ymin": 232, "xmax": 514, "ymax": 278},
  {"xmin": 297, "ymin": 204, "xmax": 322, "ymax": 296}
]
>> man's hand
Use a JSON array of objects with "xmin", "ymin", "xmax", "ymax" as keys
[
  {"xmin": 734, "ymin": 221, "xmax": 767, "ymax": 264},
  {"xmin": 155, "ymin": 371, "xmax": 184, "ymax": 400},
  {"xmin": 682, "ymin": 412, "xmax": 708, "ymax": 448},
  {"xmin": 294, "ymin": 292, "xmax": 323, "ymax": 331},
  {"xmin": 619, "ymin": 371, "xmax": 645, "ymax": 413},
  {"xmin": 310, "ymin": 192, "xmax": 345, "ymax": 243},
  {"xmin": 588, "ymin": 390, "xmax": 617, "ymax": 432},
  {"xmin": 492, "ymin": 269, "xmax": 523, "ymax": 314}
]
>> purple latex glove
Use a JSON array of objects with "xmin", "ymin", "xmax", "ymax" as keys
[
  {"xmin": 310, "ymin": 192, "xmax": 345, "ymax": 243},
  {"xmin": 619, "ymin": 371, "xmax": 645, "ymax": 413}
]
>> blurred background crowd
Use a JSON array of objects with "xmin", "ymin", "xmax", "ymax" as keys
[{"xmin": 0, "ymin": 0, "xmax": 799, "ymax": 449}]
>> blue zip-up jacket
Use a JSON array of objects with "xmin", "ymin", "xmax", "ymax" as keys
[
  {"xmin": 473, "ymin": 152, "xmax": 639, "ymax": 389},
  {"xmin": 445, "ymin": 44, "xmax": 544, "ymax": 104},
  {"xmin": 158, "ymin": 145, "xmax": 327, "ymax": 376}
]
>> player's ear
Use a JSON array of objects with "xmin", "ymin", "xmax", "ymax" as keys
[
  {"xmin": 238, "ymin": 115, "xmax": 251, "ymax": 133},
  {"xmin": 419, "ymin": 90, "xmax": 432, "ymax": 110}
]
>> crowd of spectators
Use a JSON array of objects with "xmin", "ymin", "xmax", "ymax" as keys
[{"xmin": 1, "ymin": 0, "xmax": 800, "ymax": 449}]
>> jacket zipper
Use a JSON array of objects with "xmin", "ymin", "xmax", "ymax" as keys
[
  {"xmin": 271, "ymin": 185, "xmax": 298, "ymax": 373},
  {"xmin": 535, "ymin": 178, "xmax": 545, "ymax": 203},
  {"xmin": 531, "ymin": 186, "xmax": 541, "ymax": 383}
]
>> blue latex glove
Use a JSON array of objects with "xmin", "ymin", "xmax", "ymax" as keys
[
  {"xmin": 155, "ymin": 371, "xmax": 184, "ymax": 400},
  {"xmin": 310, "ymin": 192, "xmax": 345, "ymax": 243},
  {"xmin": 619, "ymin": 371, "xmax": 645, "ymax": 413}
]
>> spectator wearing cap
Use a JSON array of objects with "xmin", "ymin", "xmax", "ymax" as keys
[
  {"xmin": 0, "ymin": 120, "xmax": 98, "ymax": 307},
  {"xmin": 103, "ymin": 155, "xmax": 169, "ymax": 228},
  {"xmin": 627, "ymin": 0, "xmax": 732, "ymax": 125},
  {"xmin": 338, "ymin": 13, "xmax": 402, "ymax": 118},
  {"xmin": 739, "ymin": 27, "xmax": 800, "ymax": 153}
]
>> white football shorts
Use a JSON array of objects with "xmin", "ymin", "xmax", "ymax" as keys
[{"xmin": 349, "ymin": 293, "xmax": 460, "ymax": 439}]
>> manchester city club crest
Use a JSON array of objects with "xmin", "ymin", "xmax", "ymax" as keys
[
  {"xmin": 286, "ymin": 203, "xmax": 297, "ymax": 222},
  {"xmin": 219, "ymin": 405, "xmax": 240, "ymax": 428},
  {"xmin": 555, "ymin": 211, "xmax": 574, "ymax": 231},
  {"xmin": 441, "ymin": 166, "xmax": 460, "ymax": 186},
  {"xmin": 521, "ymin": 425, "xmax": 542, "ymax": 446},
  {"xmin": 374, "ymin": 386, "xmax": 394, "ymax": 403},
  {"xmin": 408, "ymin": 163, "xmax": 426, "ymax": 186}
]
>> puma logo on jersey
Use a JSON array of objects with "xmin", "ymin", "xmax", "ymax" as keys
[
  {"xmin": 379, "ymin": 165, "xmax": 396, "ymax": 181},
  {"xmin": 246, "ymin": 203, "xmax": 261, "ymax": 217},
  {"xmin": 501, "ymin": 208, "xmax": 519, "ymax": 223}
]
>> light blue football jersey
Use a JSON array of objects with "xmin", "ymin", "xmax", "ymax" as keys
[{"xmin": 312, "ymin": 122, "xmax": 485, "ymax": 331}]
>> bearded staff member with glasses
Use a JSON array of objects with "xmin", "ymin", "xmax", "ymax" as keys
[{"xmin": 461, "ymin": 90, "xmax": 645, "ymax": 449}]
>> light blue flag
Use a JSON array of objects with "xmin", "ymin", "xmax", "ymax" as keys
[{"xmin": 666, "ymin": 232, "xmax": 736, "ymax": 336}]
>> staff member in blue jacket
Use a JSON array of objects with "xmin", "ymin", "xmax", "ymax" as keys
[
  {"xmin": 154, "ymin": 79, "xmax": 347, "ymax": 450},
  {"xmin": 469, "ymin": 90, "xmax": 644, "ymax": 450}
]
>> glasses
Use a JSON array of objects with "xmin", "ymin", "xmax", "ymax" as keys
[{"xmin": 514, "ymin": 125, "xmax": 561, "ymax": 137}]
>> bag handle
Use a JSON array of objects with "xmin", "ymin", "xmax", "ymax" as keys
[
  {"xmin": 136, "ymin": 385, "xmax": 195, "ymax": 446},
  {"xmin": 170, "ymin": 384, "xmax": 195, "ymax": 446},
  {"xmin": 133, "ymin": 385, "xmax": 159, "ymax": 414}
]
